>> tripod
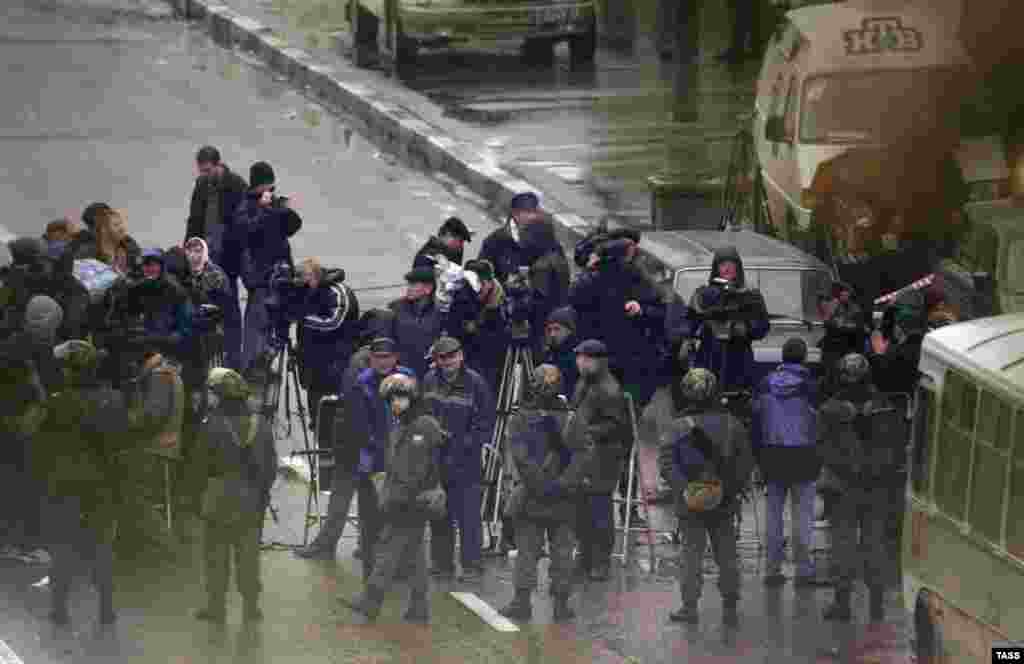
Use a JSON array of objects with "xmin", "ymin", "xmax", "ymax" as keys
[
  {"xmin": 259, "ymin": 328, "xmax": 319, "ymax": 547},
  {"xmin": 480, "ymin": 336, "xmax": 536, "ymax": 554}
]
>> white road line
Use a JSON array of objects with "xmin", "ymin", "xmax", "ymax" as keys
[
  {"xmin": 449, "ymin": 592, "xmax": 520, "ymax": 633},
  {"xmin": 0, "ymin": 640, "xmax": 24, "ymax": 664}
]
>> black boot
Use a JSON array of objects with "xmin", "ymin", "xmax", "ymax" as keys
[
  {"xmin": 824, "ymin": 589, "xmax": 852, "ymax": 622},
  {"xmin": 500, "ymin": 589, "xmax": 532, "ymax": 621},
  {"xmin": 552, "ymin": 593, "xmax": 575, "ymax": 622},
  {"xmin": 668, "ymin": 601, "xmax": 698, "ymax": 624},
  {"xmin": 99, "ymin": 594, "xmax": 117, "ymax": 626},
  {"xmin": 869, "ymin": 588, "xmax": 886, "ymax": 623},
  {"xmin": 403, "ymin": 593, "xmax": 430, "ymax": 623},
  {"xmin": 722, "ymin": 598, "xmax": 739, "ymax": 627},
  {"xmin": 339, "ymin": 586, "xmax": 384, "ymax": 621}
]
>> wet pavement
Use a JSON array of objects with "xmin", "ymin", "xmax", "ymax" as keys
[{"xmin": 1, "ymin": 0, "xmax": 912, "ymax": 661}]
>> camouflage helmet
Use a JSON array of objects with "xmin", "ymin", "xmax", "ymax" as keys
[
  {"xmin": 680, "ymin": 368, "xmax": 719, "ymax": 403},
  {"xmin": 206, "ymin": 367, "xmax": 250, "ymax": 400},
  {"xmin": 684, "ymin": 479, "xmax": 723, "ymax": 513},
  {"xmin": 379, "ymin": 373, "xmax": 418, "ymax": 401},
  {"xmin": 54, "ymin": 339, "xmax": 99, "ymax": 374},
  {"xmin": 530, "ymin": 363, "xmax": 563, "ymax": 399},
  {"xmin": 837, "ymin": 353, "xmax": 871, "ymax": 386}
]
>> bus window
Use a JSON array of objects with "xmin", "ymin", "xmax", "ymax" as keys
[
  {"xmin": 910, "ymin": 386, "xmax": 935, "ymax": 497},
  {"xmin": 1007, "ymin": 413, "xmax": 1024, "ymax": 559},
  {"xmin": 935, "ymin": 370, "xmax": 977, "ymax": 520},
  {"xmin": 968, "ymin": 390, "xmax": 1014, "ymax": 543}
]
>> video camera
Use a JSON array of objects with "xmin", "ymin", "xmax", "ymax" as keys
[
  {"xmin": 695, "ymin": 278, "xmax": 767, "ymax": 342},
  {"xmin": 503, "ymin": 266, "xmax": 534, "ymax": 342}
]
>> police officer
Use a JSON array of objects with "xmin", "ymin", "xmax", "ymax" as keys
[
  {"xmin": 340, "ymin": 373, "xmax": 446, "ymax": 623},
  {"xmin": 413, "ymin": 216, "xmax": 474, "ymax": 269},
  {"xmin": 818, "ymin": 353, "xmax": 904, "ymax": 623},
  {"xmin": 194, "ymin": 368, "xmax": 277, "ymax": 624},
  {"xmin": 565, "ymin": 339, "xmax": 630, "ymax": 582},
  {"xmin": 37, "ymin": 340, "xmax": 131, "ymax": 626},
  {"xmin": 500, "ymin": 365, "xmax": 579, "ymax": 623},
  {"xmin": 423, "ymin": 336, "xmax": 494, "ymax": 582},
  {"xmin": 660, "ymin": 368, "xmax": 754, "ymax": 626}
]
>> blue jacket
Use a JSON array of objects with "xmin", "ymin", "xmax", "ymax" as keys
[
  {"xmin": 234, "ymin": 192, "xmax": 302, "ymax": 289},
  {"xmin": 752, "ymin": 363, "xmax": 821, "ymax": 485},
  {"xmin": 542, "ymin": 333, "xmax": 579, "ymax": 399},
  {"xmin": 298, "ymin": 271, "xmax": 361, "ymax": 387},
  {"xmin": 388, "ymin": 296, "xmax": 443, "ymax": 380},
  {"xmin": 443, "ymin": 280, "xmax": 506, "ymax": 391},
  {"xmin": 422, "ymin": 366, "xmax": 495, "ymax": 483},
  {"xmin": 477, "ymin": 225, "xmax": 522, "ymax": 285},
  {"xmin": 349, "ymin": 365, "xmax": 415, "ymax": 474}
]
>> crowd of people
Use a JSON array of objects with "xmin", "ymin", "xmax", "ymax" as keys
[{"xmin": 0, "ymin": 143, "xmax": 931, "ymax": 629}]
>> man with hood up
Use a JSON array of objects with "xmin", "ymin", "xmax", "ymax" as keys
[
  {"xmin": 185, "ymin": 147, "xmax": 248, "ymax": 369},
  {"xmin": 340, "ymin": 373, "xmax": 445, "ymax": 623},
  {"xmin": 817, "ymin": 353, "xmax": 905, "ymax": 624},
  {"xmin": 684, "ymin": 246, "xmax": 770, "ymax": 393},
  {"xmin": 36, "ymin": 340, "xmax": 131, "ymax": 627},
  {"xmin": 413, "ymin": 216, "xmax": 474, "ymax": 269},
  {"xmin": 520, "ymin": 218, "xmax": 571, "ymax": 355},
  {"xmin": 499, "ymin": 365, "xmax": 580, "ymax": 623},
  {"xmin": 751, "ymin": 338, "xmax": 821, "ymax": 587},
  {"xmin": 194, "ymin": 368, "xmax": 277, "ymax": 624}
]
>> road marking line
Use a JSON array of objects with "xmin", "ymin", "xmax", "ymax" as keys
[
  {"xmin": 449, "ymin": 592, "xmax": 520, "ymax": 632},
  {"xmin": 0, "ymin": 640, "xmax": 24, "ymax": 664}
]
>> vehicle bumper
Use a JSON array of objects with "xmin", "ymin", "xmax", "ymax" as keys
[{"xmin": 400, "ymin": 2, "xmax": 595, "ymax": 46}]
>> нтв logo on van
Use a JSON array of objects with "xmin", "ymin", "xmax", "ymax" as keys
[{"xmin": 843, "ymin": 17, "xmax": 923, "ymax": 56}]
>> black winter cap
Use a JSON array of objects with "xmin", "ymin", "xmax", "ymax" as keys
[
  {"xmin": 464, "ymin": 259, "xmax": 494, "ymax": 282},
  {"xmin": 574, "ymin": 339, "xmax": 609, "ymax": 357},
  {"xmin": 439, "ymin": 217, "xmax": 473, "ymax": 241},
  {"xmin": 509, "ymin": 192, "xmax": 540, "ymax": 210},
  {"xmin": 249, "ymin": 161, "xmax": 275, "ymax": 189},
  {"xmin": 545, "ymin": 306, "xmax": 577, "ymax": 333},
  {"xmin": 81, "ymin": 202, "xmax": 111, "ymax": 230}
]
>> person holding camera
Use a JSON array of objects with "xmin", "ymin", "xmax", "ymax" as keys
[
  {"xmin": 685, "ymin": 246, "xmax": 770, "ymax": 394},
  {"xmin": 519, "ymin": 218, "xmax": 571, "ymax": 356},
  {"xmin": 413, "ymin": 216, "xmax": 474, "ymax": 269},
  {"xmin": 185, "ymin": 146, "xmax": 248, "ymax": 370},
  {"xmin": 659, "ymin": 368, "xmax": 754, "ymax": 626},
  {"xmin": 340, "ymin": 373, "xmax": 446, "ymax": 624},
  {"xmin": 235, "ymin": 161, "xmax": 303, "ymax": 373},
  {"xmin": 478, "ymin": 192, "xmax": 544, "ymax": 285},
  {"xmin": 423, "ymin": 336, "xmax": 495, "ymax": 582},
  {"xmin": 443, "ymin": 259, "xmax": 507, "ymax": 394},
  {"xmin": 292, "ymin": 258, "xmax": 360, "ymax": 431}
]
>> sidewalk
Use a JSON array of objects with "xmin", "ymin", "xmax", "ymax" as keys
[{"xmin": 163, "ymin": 0, "xmax": 758, "ymax": 240}]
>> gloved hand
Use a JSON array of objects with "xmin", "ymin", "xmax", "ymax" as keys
[{"xmin": 357, "ymin": 448, "xmax": 374, "ymax": 474}]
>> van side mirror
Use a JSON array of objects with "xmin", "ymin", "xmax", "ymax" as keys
[{"xmin": 765, "ymin": 116, "xmax": 790, "ymax": 143}]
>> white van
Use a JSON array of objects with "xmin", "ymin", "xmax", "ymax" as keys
[{"xmin": 753, "ymin": 0, "xmax": 1010, "ymax": 259}]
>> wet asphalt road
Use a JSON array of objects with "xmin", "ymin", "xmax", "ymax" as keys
[{"xmin": 0, "ymin": 1, "xmax": 911, "ymax": 662}]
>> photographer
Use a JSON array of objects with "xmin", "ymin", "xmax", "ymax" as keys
[
  {"xmin": 685, "ymin": 247, "xmax": 770, "ymax": 394},
  {"xmin": 293, "ymin": 258, "xmax": 361, "ymax": 431},
  {"xmin": 443, "ymin": 259, "xmax": 507, "ymax": 393},
  {"xmin": 413, "ymin": 216, "xmax": 473, "ymax": 269},
  {"xmin": 235, "ymin": 161, "xmax": 303, "ymax": 373},
  {"xmin": 478, "ymin": 192, "xmax": 544, "ymax": 285},
  {"xmin": 519, "ymin": 218, "xmax": 570, "ymax": 356},
  {"xmin": 818, "ymin": 281, "xmax": 867, "ymax": 394},
  {"xmin": 868, "ymin": 290, "xmax": 925, "ymax": 397}
]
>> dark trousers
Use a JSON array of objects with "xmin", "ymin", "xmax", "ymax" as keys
[
  {"xmin": 308, "ymin": 470, "xmax": 366, "ymax": 553},
  {"xmin": 357, "ymin": 475, "xmax": 382, "ymax": 579},
  {"xmin": 430, "ymin": 482, "xmax": 483, "ymax": 571},
  {"xmin": 831, "ymin": 485, "xmax": 889, "ymax": 595},
  {"xmin": 242, "ymin": 287, "xmax": 270, "ymax": 373},
  {"xmin": 513, "ymin": 517, "xmax": 575, "ymax": 596},
  {"xmin": 45, "ymin": 495, "xmax": 116, "ymax": 617},
  {"xmin": 366, "ymin": 520, "xmax": 428, "ymax": 603},
  {"xmin": 679, "ymin": 507, "xmax": 739, "ymax": 605},
  {"xmin": 576, "ymin": 494, "xmax": 614, "ymax": 571},
  {"xmin": 202, "ymin": 514, "xmax": 262, "ymax": 607},
  {"xmin": 223, "ymin": 273, "xmax": 243, "ymax": 371}
]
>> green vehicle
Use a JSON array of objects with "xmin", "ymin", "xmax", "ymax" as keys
[
  {"xmin": 347, "ymin": 0, "xmax": 597, "ymax": 69},
  {"xmin": 904, "ymin": 313, "xmax": 1024, "ymax": 663},
  {"xmin": 943, "ymin": 199, "xmax": 1024, "ymax": 317}
]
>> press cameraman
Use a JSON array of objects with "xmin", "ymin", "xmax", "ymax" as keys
[
  {"xmin": 478, "ymin": 192, "xmax": 544, "ymax": 285},
  {"xmin": 292, "ymin": 258, "xmax": 361, "ymax": 431},
  {"xmin": 235, "ymin": 161, "xmax": 303, "ymax": 373},
  {"xmin": 685, "ymin": 247, "xmax": 770, "ymax": 394},
  {"xmin": 518, "ymin": 218, "xmax": 570, "ymax": 356},
  {"xmin": 442, "ymin": 259, "xmax": 507, "ymax": 393},
  {"xmin": 818, "ymin": 280, "xmax": 867, "ymax": 395}
]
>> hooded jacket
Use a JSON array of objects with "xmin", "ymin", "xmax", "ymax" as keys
[
  {"xmin": 235, "ymin": 192, "xmax": 303, "ymax": 289},
  {"xmin": 503, "ymin": 392, "xmax": 577, "ymax": 521},
  {"xmin": 181, "ymin": 238, "xmax": 231, "ymax": 315},
  {"xmin": 562, "ymin": 364, "xmax": 631, "ymax": 494},
  {"xmin": 185, "ymin": 166, "xmax": 248, "ymax": 275},
  {"xmin": 664, "ymin": 408, "xmax": 754, "ymax": 514},
  {"xmin": 422, "ymin": 364, "xmax": 495, "ymax": 483},
  {"xmin": 347, "ymin": 365, "xmax": 416, "ymax": 474},
  {"xmin": 541, "ymin": 307, "xmax": 580, "ymax": 399},
  {"xmin": 686, "ymin": 246, "xmax": 770, "ymax": 392},
  {"xmin": 752, "ymin": 363, "xmax": 821, "ymax": 485},
  {"xmin": 108, "ymin": 254, "xmax": 193, "ymax": 354},
  {"xmin": 413, "ymin": 235, "xmax": 464, "ymax": 270},
  {"xmin": 379, "ymin": 400, "xmax": 445, "ymax": 523},
  {"xmin": 387, "ymin": 295, "xmax": 443, "ymax": 380},
  {"xmin": 521, "ymin": 220, "xmax": 570, "ymax": 345}
]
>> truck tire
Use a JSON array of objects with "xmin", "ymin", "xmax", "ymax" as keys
[
  {"xmin": 391, "ymin": 18, "xmax": 417, "ymax": 76},
  {"xmin": 351, "ymin": 1, "xmax": 379, "ymax": 68}
]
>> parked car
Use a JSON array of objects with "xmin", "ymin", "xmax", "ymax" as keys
[{"xmin": 639, "ymin": 227, "xmax": 833, "ymax": 385}]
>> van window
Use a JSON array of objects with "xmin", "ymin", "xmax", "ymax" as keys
[
  {"xmin": 935, "ymin": 370, "xmax": 976, "ymax": 520},
  {"xmin": 969, "ymin": 390, "xmax": 1013, "ymax": 543},
  {"xmin": 1007, "ymin": 239, "xmax": 1024, "ymax": 292},
  {"xmin": 910, "ymin": 386, "xmax": 935, "ymax": 497}
]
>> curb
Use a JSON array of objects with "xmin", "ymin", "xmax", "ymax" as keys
[{"xmin": 162, "ymin": 0, "xmax": 676, "ymax": 265}]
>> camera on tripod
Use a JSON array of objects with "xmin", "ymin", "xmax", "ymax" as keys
[
  {"xmin": 265, "ymin": 261, "xmax": 315, "ymax": 349},
  {"xmin": 503, "ymin": 266, "xmax": 534, "ymax": 343}
]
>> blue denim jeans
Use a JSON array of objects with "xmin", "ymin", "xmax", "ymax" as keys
[{"xmin": 765, "ymin": 479, "xmax": 816, "ymax": 578}]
